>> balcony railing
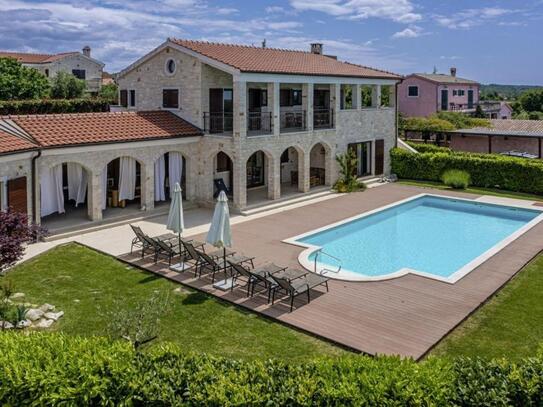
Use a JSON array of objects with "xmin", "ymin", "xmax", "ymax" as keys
[
  {"xmin": 203, "ymin": 112, "xmax": 233, "ymax": 135},
  {"xmin": 247, "ymin": 111, "xmax": 273, "ymax": 136},
  {"xmin": 450, "ymin": 102, "xmax": 501, "ymax": 112},
  {"xmin": 313, "ymin": 108, "xmax": 334, "ymax": 129},
  {"xmin": 280, "ymin": 110, "xmax": 306, "ymax": 133}
]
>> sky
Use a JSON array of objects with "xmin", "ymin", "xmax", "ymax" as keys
[{"xmin": 0, "ymin": 0, "xmax": 542, "ymax": 85}]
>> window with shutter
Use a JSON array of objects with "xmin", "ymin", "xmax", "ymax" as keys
[{"xmin": 162, "ymin": 89, "xmax": 179, "ymax": 109}]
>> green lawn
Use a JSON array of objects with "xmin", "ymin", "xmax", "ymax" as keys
[
  {"xmin": 5, "ymin": 243, "xmax": 345, "ymax": 361},
  {"xmin": 398, "ymin": 179, "xmax": 543, "ymax": 202},
  {"xmin": 431, "ymin": 253, "xmax": 543, "ymax": 360}
]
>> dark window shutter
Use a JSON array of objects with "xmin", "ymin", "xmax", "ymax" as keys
[
  {"xmin": 120, "ymin": 90, "xmax": 128, "ymax": 107},
  {"xmin": 129, "ymin": 90, "xmax": 136, "ymax": 107},
  {"xmin": 280, "ymin": 89, "xmax": 290, "ymax": 107},
  {"xmin": 163, "ymin": 89, "xmax": 179, "ymax": 109},
  {"xmin": 7, "ymin": 177, "xmax": 27, "ymax": 214},
  {"xmin": 374, "ymin": 139, "xmax": 385, "ymax": 175}
]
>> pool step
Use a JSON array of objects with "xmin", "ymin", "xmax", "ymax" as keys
[{"xmin": 240, "ymin": 189, "xmax": 335, "ymax": 216}]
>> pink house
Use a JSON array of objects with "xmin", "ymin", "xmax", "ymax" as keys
[{"xmin": 398, "ymin": 68, "xmax": 481, "ymax": 117}]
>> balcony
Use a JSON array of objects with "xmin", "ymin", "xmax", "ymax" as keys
[
  {"xmin": 313, "ymin": 108, "xmax": 334, "ymax": 129},
  {"xmin": 203, "ymin": 112, "xmax": 233, "ymax": 135},
  {"xmin": 247, "ymin": 111, "xmax": 272, "ymax": 136},
  {"xmin": 280, "ymin": 110, "xmax": 306, "ymax": 133},
  {"xmin": 450, "ymin": 102, "xmax": 501, "ymax": 113}
]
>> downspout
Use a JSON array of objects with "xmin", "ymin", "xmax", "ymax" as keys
[
  {"xmin": 31, "ymin": 149, "xmax": 42, "ymax": 226},
  {"xmin": 395, "ymin": 81, "xmax": 400, "ymax": 148}
]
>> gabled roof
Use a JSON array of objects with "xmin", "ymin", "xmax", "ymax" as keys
[
  {"xmin": 0, "ymin": 51, "xmax": 79, "ymax": 64},
  {"xmin": 453, "ymin": 119, "xmax": 543, "ymax": 138},
  {"xmin": 411, "ymin": 73, "xmax": 479, "ymax": 85},
  {"xmin": 168, "ymin": 38, "xmax": 401, "ymax": 79},
  {"xmin": 0, "ymin": 128, "xmax": 37, "ymax": 154},
  {"xmin": 0, "ymin": 111, "xmax": 201, "ymax": 154}
]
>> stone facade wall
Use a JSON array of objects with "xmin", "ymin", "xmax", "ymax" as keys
[{"xmin": 0, "ymin": 155, "xmax": 33, "ymax": 215}]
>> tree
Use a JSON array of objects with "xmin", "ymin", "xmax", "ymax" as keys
[
  {"xmin": 0, "ymin": 210, "xmax": 43, "ymax": 273},
  {"xmin": 333, "ymin": 149, "xmax": 366, "ymax": 193},
  {"xmin": 473, "ymin": 105, "xmax": 486, "ymax": 118},
  {"xmin": 50, "ymin": 72, "xmax": 86, "ymax": 99},
  {"xmin": 98, "ymin": 83, "xmax": 118, "ymax": 103},
  {"xmin": 0, "ymin": 57, "xmax": 50, "ymax": 100},
  {"xmin": 519, "ymin": 89, "xmax": 543, "ymax": 113}
]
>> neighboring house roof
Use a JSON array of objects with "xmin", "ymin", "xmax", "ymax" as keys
[
  {"xmin": 167, "ymin": 38, "xmax": 401, "ymax": 79},
  {"xmin": 453, "ymin": 119, "xmax": 543, "ymax": 138},
  {"xmin": 410, "ymin": 73, "xmax": 479, "ymax": 85},
  {"xmin": 0, "ymin": 111, "xmax": 202, "ymax": 152},
  {"xmin": 0, "ymin": 51, "xmax": 79, "ymax": 64},
  {"xmin": 0, "ymin": 128, "xmax": 37, "ymax": 154}
]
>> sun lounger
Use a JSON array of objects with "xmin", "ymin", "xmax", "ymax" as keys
[
  {"xmin": 269, "ymin": 270, "xmax": 329, "ymax": 312},
  {"xmin": 229, "ymin": 262, "xmax": 286, "ymax": 298}
]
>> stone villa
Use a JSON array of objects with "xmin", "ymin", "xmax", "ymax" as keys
[
  {"xmin": 0, "ymin": 38, "xmax": 401, "ymax": 233},
  {"xmin": 0, "ymin": 46, "xmax": 105, "ymax": 93}
]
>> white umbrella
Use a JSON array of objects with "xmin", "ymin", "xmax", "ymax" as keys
[
  {"xmin": 206, "ymin": 191, "xmax": 232, "ymax": 289},
  {"xmin": 166, "ymin": 182, "xmax": 185, "ymax": 271}
]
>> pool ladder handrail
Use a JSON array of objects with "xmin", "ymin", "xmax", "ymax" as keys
[{"xmin": 314, "ymin": 249, "xmax": 342, "ymax": 275}]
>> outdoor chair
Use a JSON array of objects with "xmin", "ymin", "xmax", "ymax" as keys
[
  {"xmin": 229, "ymin": 261, "xmax": 286, "ymax": 299},
  {"xmin": 154, "ymin": 239, "xmax": 184, "ymax": 266},
  {"xmin": 213, "ymin": 178, "xmax": 231, "ymax": 198},
  {"xmin": 269, "ymin": 271, "xmax": 330, "ymax": 312},
  {"xmin": 130, "ymin": 224, "xmax": 149, "ymax": 255}
]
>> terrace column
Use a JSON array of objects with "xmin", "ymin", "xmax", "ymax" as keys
[
  {"xmin": 333, "ymin": 84, "xmax": 341, "ymax": 126},
  {"xmin": 268, "ymin": 155, "xmax": 281, "ymax": 200},
  {"xmin": 372, "ymin": 85, "xmax": 381, "ymax": 108},
  {"xmin": 300, "ymin": 152, "xmax": 310, "ymax": 193},
  {"xmin": 233, "ymin": 80, "xmax": 247, "ymax": 140},
  {"xmin": 271, "ymin": 82, "xmax": 280, "ymax": 136},
  {"xmin": 233, "ymin": 158, "xmax": 247, "ymax": 209},
  {"xmin": 353, "ymin": 84, "xmax": 361, "ymax": 110},
  {"xmin": 141, "ymin": 163, "xmax": 154, "ymax": 211},
  {"xmin": 87, "ymin": 171, "xmax": 103, "ymax": 221},
  {"xmin": 305, "ymin": 83, "xmax": 314, "ymax": 131}
]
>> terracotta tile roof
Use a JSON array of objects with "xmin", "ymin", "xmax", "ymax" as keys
[
  {"xmin": 6, "ymin": 111, "xmax": 202, "ymax": 149},
  {"xmin": 0, "ymin": 51, "xmax": 78, "ymax": 64},
  {"xmin": 413, "ymin": 73, "xmax": 479, "ymax": 85},
  {"xmin": 170, "ymin": 38, "xmax": 401, "ymax": 79},
  {"xmin": 455, "ymin": 119, "xmax": 543, "ymax": 137},
  {"xmin": 0, "ymin": 129, "xmax": 37, "ymax": 154}
]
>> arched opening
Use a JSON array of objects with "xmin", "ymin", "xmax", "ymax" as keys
[
  {"xmin": 280, "ymin": 146, "xmax": 302, "ymax": 197},
  {"xmin": 213, "ymin": 151, "xmax": 233, "ymax": 198},
  {"xmin": 40, "ymin": 162, "xmax": 90, "ymax": 231},
  {"xmin": 309, "ymin": 143, "xmax": 328, "ymax": 188},
  {"xmin": 102, "ymin": 156, "xmax": 142, "ymax": 217},
  {"xmin": 246, "ymin": 150, "xmax": 272, "ymax": 205},
  {"xmin": 154, "ymin": 152, "xmax": 186, "ymax": 205}
]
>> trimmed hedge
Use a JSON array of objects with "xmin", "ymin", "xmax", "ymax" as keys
[
  {"xmin": 0, "ymin": 98, "xmax": 113, "ymax": 115},
  {"xmin": 405, "ymin": 141, "xmax": 452, "ymax": 154},
  {"xmin": 391, "ymin": 147, "xmax": 543, "ymax": 195},
  {"xmin": 1, "ymin": 333, "xmax": 543, "ymax": 405}
]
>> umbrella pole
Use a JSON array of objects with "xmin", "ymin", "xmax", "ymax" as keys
[
  {"xmin": 223, "ymin": 247, "xmax": 229, "ymax": 285},
  {"xmin": 178, "ymin": 232, "xmax": 183, "ymax": 270}
]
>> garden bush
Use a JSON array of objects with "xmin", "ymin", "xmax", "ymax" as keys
[
  {"xmin": 0, "ymin": 98, "xmax": 113, "ymax": 115},
  {"xmin": 405, "ymin": 141, "xmax": 452, "ymax": 154},
  {"xmin": 391, "ymin": 148, "xmax": 543, "ymax": 195},
  {"xmin": 1, "ymin": 332, "xmax": 543, "ymax": 405},
  {"xmin": 442, "ymin": 169, "xmax": 471, "ymax": 189}
]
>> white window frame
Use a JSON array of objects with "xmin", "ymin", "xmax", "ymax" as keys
[
  {"xmin": 164, "ymin": 58, "xmax": 177, "ymax": 76},
  {"xmin": 407, "ymin": 85, "xmax": 419, "ymax": 98},
  {"xmin": 161, "ymin": 87, "xmax": 181, "ymax": 110}
]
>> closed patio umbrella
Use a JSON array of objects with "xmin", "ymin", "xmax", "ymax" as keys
[
  {"xmin": 206, "ymin": 191, "xmax": 233, "ymax": 289},
  {"xmin": 167, "ymin": 182, "xmax": 186, "ymax": 271}
]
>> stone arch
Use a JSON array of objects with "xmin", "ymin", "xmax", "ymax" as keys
[
  {"xmin": 212, "ymin": 150, "xmax": 234, "ymax": 200},
  {"xmin": 153, "ymin": 151, "xmax": 190, "ymax": 202},
  {"xmin": 308, "ymin": 141, "xmax": 333, "ymax": 188},
  {"xmin": 278, "ymin": 145, "xmax": 305, "ymax": 194},
  {"xmin": 245, "ymin": 148, "xmax": 277, "ymax": 204},
  {"xmin": 102, "ymin": 155, "xmax": 147, "ymax": 211}
]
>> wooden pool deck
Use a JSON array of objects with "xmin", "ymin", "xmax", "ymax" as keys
[{"xmin": 118, "ymin": 184, "xmax": 543, "ymax": 359}]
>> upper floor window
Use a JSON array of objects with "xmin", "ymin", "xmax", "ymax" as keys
[
  {"xmin": 458, "ymin": 89, "xmax": 465, "ymax": 96},
  {"xmin": 165, "ymin": 59, "xmax": 176, "ymax": 76},
  {"xmin": 280, "ymin": 89, "xmax": 302, "ymax": 107},
  {"xmin": 162, "ymin": 89, "xmax": 179, "ymax": 109},
  {"xmin": 408, "ymin": 86, "xmax": 419, "ymax": 97},
  {"xmin": 120, "ymin": 89, "xmax": 128, "ymax": 107},
  {"xmin": 72, "ymin": 69, "xmax": 86, "ymax": 80},
  {"xmin": 129, "ymin": 90, "xmax": 136, "ymax": 107}
]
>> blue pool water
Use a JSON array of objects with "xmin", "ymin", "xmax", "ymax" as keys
[{"xmin": 299, "ymin": 196, "xmax": 541, "ymax": 279}]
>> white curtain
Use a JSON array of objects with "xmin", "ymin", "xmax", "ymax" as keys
[
  {"xmin": 40, "ymin": 165, "xmax": 64, "ymax": 217},
  {"xmin": 154, "ymin": 155, "xmax": 166, "ymax": 201},
  {"xmin": 67, "ymin": 163, "xmax": 88, "ymax": 207},
  {"xmin": 118, "ymin": 157, "xmax": 136, "ymax": 201},
  {"xmin": 168, "ymin": 152, "xmax": 183, "ymax": 198},
  {"xmin": 101, "ymin": 166, "xmax": 108, "ymax": 210}
]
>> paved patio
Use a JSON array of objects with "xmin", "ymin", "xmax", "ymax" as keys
[{"xmin": 116, "ymin": 183, "xmax": 543, "ymax": 359}]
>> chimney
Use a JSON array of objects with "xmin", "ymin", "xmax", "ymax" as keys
[
  {"xmin": 262, "ymin": 39, "xmax": 266, "ymax": 48},
  {"xmin": 450, "ymin": 67, "xmax": 457, "ymax": 77},
  {"xmin": 82, "ymin": 45, "xmax": 91, "ymax": 58},
  {"xmin": 310, "ymin": 43, "xmax": 323, "ymax": 55}
]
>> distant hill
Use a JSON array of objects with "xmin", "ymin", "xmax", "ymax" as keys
[{"xmin": 481, "ymin": 84, "xmax": 543, "ymax": 100}]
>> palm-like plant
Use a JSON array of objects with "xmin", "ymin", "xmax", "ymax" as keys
[{"xmin": 333, "ymin": 150, "xmax": 366, "ymax": 193}]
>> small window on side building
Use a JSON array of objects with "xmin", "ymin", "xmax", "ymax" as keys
[
  {"xmin": 129, "ymin": 90, "xmax": 136, "ymax": 107},
  {"xmin": 72, "ymin": 69, "xmax": 86, "ymax": 80},
  {"xmin": 120, "ymin": 90, "xmax": 128, "ymax": 107},
  {"xmin": 162, "ymin": 89, "xmax": 179, "ymax": 109},
  {"xmin": 408, "ymin": 86, "xmax": 419, "ymax": 97}
]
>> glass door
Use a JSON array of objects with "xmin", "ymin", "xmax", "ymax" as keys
[
  {"xmin": 348, "ymin": 142, "xmax": 372, "ymax": 177},
  {"xmin": 246, "ymin": 151, "xmax": 265, "ymax": 188}
]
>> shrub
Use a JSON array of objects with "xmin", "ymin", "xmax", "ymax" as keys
[
  {"xmin": 442, "ymin": 169, "xmax": 471, "ymax": 189},
  {"xmin": 0, "ymin": 98, "xmax": 112, "ymax": 115},
  {"xmin": 3, "ymin": 333, "xmax": 543, "ymax": 405},
  {"xmin": 391, "ymin": 148, "xmax": 543, "ymax": 195},
  {"xmin": 333, "ymin": 150, "xmax": 366, "ymax": 193},
  {"xmin": 50, "ymin": 72, "xmax": 86, "ymax": 99},
  {"xmin": 406, "ymin": 141, "xmax": 452, "ymax": 154},
  {"xmin": 0, "ymin": 57, "xmax": 50, "ymax": 100}
]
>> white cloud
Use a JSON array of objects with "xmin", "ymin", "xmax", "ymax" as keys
[
  {"xmin": 435, "ymin": 7, "xmax": 518, "ymax": 30},
  {"xmin": 289, "ymin": 0, "xmax": 421, "ymax": 23},
  {"xmin": 392, "ymin": 25, "xmax": 423, "ymax": 39},
  {"xmin": 265, "ymin": 6, "xmax": 286, "ymax": 14}
]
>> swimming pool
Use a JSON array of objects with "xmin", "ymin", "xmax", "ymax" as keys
[{"xmin": 285, "ymin": 194, "xmax": 543, "ymax": 283}]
